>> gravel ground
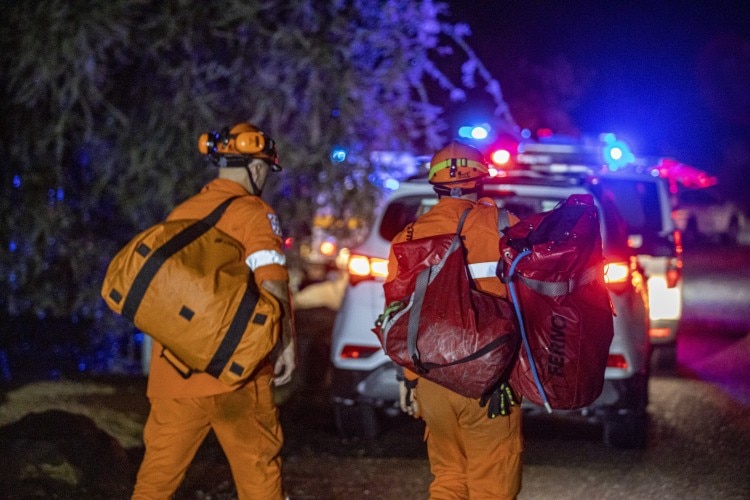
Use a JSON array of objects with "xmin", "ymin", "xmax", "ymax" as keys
[
  {"xmin": 0, "ymin": 374, "xmax": 433, "ymax": 499},
  {"xmin": 0, "ymin": 307, "xmax": 435, "ymax": 499}
]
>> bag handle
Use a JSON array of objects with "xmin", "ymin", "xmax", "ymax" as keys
[{"xmin": 161, "ymin": 348, "xmax": 193, "ymax": 378}]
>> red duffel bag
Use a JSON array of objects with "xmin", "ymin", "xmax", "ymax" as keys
[
  {"xmin": 500, "ymin": 194, "xmax": 614, "ymax": 410},
  {"xmin": 374, "ymin": 209, "xmax": 520, "ymax": 399}
]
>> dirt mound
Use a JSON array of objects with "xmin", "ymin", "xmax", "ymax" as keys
[{"xmin": 0, "ymin": 409, "xmax": 136, "ymax": 499}]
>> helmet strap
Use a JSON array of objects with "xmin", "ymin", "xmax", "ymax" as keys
[
  {"xmin": 433, "ymin": 183, "xmax": 482, "ymax": 198},
  {"xmin": 243, "ymin": 164, "xmax": 263, "ymax": 196}
]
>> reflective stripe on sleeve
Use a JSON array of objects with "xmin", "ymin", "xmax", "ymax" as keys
[
  {"xmin": 468, "ymin": 261, "xmax": 498, "ymax": 279},
  {"xmin": 245, "ymin": 249, "xmax": 287, "ymax": 271}
]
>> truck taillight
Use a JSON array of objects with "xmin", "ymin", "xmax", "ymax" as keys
[
  {"xmin": 604, "ymin": 261, "xmax": 629, "ymax": 285},
  {"xmin": 348, "ymin": 254, "xmax": 388, "ymax": 285},
  {"xmin": 607, "ymin": 353, "xmax": 629, "ymax": 370},
  {"xmin": 673, "ymin": 229, "xmax": 683, "ymax": 254},
  {"xmin": 666, "ymin": 268, "xmax": 680, "ymax": 289},
  {"xmin": 666, "ymin": 256, "xmax": 682, "ymax": 289},
  {"xmin": 649, "ymin": 327, "xmax": 672, "ymax": 339},
  {"xmin": 339, "ymin": 344, "xmax": 380, "ymax": 359},
  {"xmin": 666, "ymin": 228, "xmax": 684, "ymax": 289}
]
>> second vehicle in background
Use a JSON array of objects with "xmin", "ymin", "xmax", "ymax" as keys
[{"xmin": 673, "ymin": 185, "xmax": 746, "ymax": 246}]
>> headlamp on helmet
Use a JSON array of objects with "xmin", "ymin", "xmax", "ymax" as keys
[{"xmin": 198, "ymin": 122, "xmax": 281, "ymax": 171}]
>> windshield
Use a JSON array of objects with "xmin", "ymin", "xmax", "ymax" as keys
[
  {"xmin": 592, "ymin": 178, "xmax": 663, "ymax": 234},
  {"xmin": 379, "ymin": 195, "xmax": 433, "ymax": 241},
  {"xmin": 378, "ymin": 190, "xmax": 628, "ymax": 257}
]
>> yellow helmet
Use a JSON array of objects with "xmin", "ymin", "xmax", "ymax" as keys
[
  {"xmin": 198, "ymin": 122, "xmax": 281, "ymax": 171},
  {"xmin": 428, "ymin": 140, "xmax": 489, "ymax": 190}
]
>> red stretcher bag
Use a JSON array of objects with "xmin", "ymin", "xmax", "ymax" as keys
[
  {"xmin": 374, "ymin": 208, "xmax": 520, "ymax": 399},
  {"xmin": 500, "ymin": 194, "xmax": 614, "ymax": 410}
]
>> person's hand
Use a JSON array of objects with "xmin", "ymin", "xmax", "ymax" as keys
[
  {"xmin": 272, "ymin": 339, "xmax": 296, "ymax": 386},
  {"xmin": 399, "ymin": 379, "xmax": 420, "ymax": 418},
  {"xmin": 262, "ymin": 280, "xmax": 296, "ymax": 387}
]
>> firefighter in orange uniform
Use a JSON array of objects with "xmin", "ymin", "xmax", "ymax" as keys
[
  {"xmin": 386, "ymin": 141, "xmax": 523, "ymax": 499},
  {"xmin": 132, "ymin": 123, "xmax": 296, "ymax": 500}
]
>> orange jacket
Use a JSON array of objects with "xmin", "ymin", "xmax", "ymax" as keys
[
  {"xmin": 386, "ymin": 196, "xmax": 517, "ymax": 297},
  {"xmin": 147, "ymin": 178, "xmax": 288, "ymax": 398}
]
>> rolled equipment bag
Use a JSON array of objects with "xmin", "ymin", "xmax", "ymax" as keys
[
  {"xmin": 501, "ymin": 194, "xmax": 614, "ymax": 410},
  {"xmin": 101, "ymin": 197, "xmax": 280, "ymax": 387}
]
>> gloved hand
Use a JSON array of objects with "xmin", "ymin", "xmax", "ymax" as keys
[
  {"xmin": 399, "ymin": 378, "xmax": 420, "ymax": 418},
  {"xmin": 479, "ymin": 382, "xmax": 517, "ymax": 418}
]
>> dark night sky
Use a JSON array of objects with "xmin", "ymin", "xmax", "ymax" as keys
[{"xmin": 445, "ymin": 1, "xmax": 750, "ymax": 181}]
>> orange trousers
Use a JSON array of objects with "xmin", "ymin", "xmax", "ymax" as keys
[
  {"xmin": 132, "ymin": 375, "xmax": 284, "ymax": 500},
  {"xmin": 416, "ymin": 377, "xmax": 523, "ymax": 499}
]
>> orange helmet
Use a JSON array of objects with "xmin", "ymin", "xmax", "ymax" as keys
[
  {"xmin": 198, "ymin": 122, "xmax": 281, "ymax": 171},
  {"xmin": 428, "ymin": 141, "xmax": 489, "ymax": 191}
]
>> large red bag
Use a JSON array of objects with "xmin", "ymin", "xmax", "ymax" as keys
[
  {"xmin": 500, "ymin": 194, "xmax": 614, "ymax": 410},
  {"xmin": 374, "ymin": 209, "xmax": 520, "ymax": 399}
]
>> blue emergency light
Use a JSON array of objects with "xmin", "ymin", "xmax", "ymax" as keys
[
  {"xmin": 458, "ymin": 124, "xmax": 490, "ymax": 140},
  {"xmin": 331, "ymin": 146, "xmax": 347, "ymax": 163},
  {"xmin": 601, "ymin": 133, "xmax": 634, "ymax": 170}
]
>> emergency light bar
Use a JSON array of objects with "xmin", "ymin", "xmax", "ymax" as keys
[{"xmin": 491, "ymin": 134, "xmax": 636, "ymax": 177}]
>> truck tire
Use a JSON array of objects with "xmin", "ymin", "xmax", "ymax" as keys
[
  {"xmin": 684, "ymin": 218, "xmax": 699, "ymax": 245},
  {"xmin": 603, "ymin": 411, "xmax": 648, "ymax": 449},
  {"xmin": 722, "ymin": 217, "xmax": 740, "ymax": 245}
]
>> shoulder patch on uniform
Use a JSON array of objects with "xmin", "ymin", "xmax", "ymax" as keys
[{"xmin": 267, "ymin": 213, "xmax": 282, "ymax": 236}]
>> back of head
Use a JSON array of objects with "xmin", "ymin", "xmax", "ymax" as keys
[
  {"xmin": 198, "ymin": 122, "xmax": 282, "ymax": 171},
  {"xmin": 429, "ymin": 140, "xmax": 489, "ymax": 197}
]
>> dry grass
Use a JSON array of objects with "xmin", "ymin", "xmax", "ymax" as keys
[{"xmin": 0, "ymin": 378, "xmax": 148, "ymax": 449}]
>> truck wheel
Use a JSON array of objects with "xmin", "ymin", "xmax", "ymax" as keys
[
  {"xmin": 722, "ymin": 217, "xmax": 740, "ymax": 245},
  {"xmin": 603, "ymin": 411, "xmax": 648, "ymax": 449},
  {"xmin": 652, "ymin": 343, "xmax": 677, "ymax": 373},
  {"xmin": 683, "ymin": 218, "xmax": 699, "ymax": 245}
]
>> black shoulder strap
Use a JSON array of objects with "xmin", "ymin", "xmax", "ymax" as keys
[{"xmin": 120, "ymin": 196, "xmax": 240, "ymax": 320}]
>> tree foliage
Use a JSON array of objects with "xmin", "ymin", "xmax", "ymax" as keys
[{"xmin": 0, "ymin": 0, "xmax": 513, "ymax": 331}]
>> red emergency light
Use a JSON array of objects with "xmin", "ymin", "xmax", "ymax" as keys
[{"xmin": 653, "ymin": 158, "xmax": 718, "ymax": 191}]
